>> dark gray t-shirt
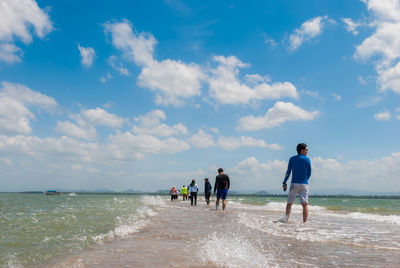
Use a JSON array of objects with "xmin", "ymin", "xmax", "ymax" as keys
[{"xmin": 214, "ymin": 174, "xmax": 230, "ymax": 190}]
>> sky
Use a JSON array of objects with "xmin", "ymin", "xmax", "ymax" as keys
[{"xmin": 1, "ymin": 0, "xmax": 400, "ymax": 194}]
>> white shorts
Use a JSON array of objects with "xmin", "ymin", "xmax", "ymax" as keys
[{"xmin": 287, "ymin": 183, "xmax": 309, "ymax": 204}]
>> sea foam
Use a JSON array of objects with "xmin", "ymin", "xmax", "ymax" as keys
[{"xmin": 198, "ymin": 232, "xmax": 279, "ymax": 268}]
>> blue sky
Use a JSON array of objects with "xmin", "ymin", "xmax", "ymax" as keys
[{"xmin": 1, "ymin": 0, "xmax": 400, "ymax": 194}]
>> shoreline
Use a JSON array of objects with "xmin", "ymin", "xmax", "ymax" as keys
[{"xmin": 4, "ymin": 191, "xmax": 400, "ymax": 199}]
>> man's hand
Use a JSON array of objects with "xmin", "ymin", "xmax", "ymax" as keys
[{"xmin": 282, "ymin": 183, "xmax": 287, "ymax": 192}]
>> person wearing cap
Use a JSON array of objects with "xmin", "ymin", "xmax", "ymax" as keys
[
  {"xmin": 188, "ymin": 179, "xmax": 199, "ymax": 206},
  {"xmin": 282, "ymin": 143, "xmax": 312, "ymax": 223},
  {"xmin": 204, "ymin": 178, "xmax": 212, "ymax": 206},
  {"xmin": 214, "ymin": 168, "xmax": 230, "ymax": 211}
]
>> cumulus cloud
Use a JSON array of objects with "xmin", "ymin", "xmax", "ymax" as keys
[
  {"xmin": 56, "ymin": 108, "xmax": 125, "ymax": 140},
  {"xmin": 0, "ymin": 82, "xmax": 57, "ymax": 135},
  {"xmin": 189, "ymin": 129, "xmax": 215, "ymax": 148},
  {"xmin": 132, "ymin": 109, "xmax": 188, "ymax": 137},
  {"xmin": 355, "ymin": 0, "xmax": 400, "ymax": 94},
  {"xmin": 55, "ymin": 121, "xmax": 97, "ymax": 140},
  {"xmin": 78, "ymin": 44, "xmax": 96, "ymax": 68},
  {"xmin": 217, "ymin": 136, "xmax": 280, "ymax": 150},
  {"xmin": 378, "ymin": 61, "xmax": 400, "ymax": 93},
  {"xmin": 237, "ymin": 101, "xmax": 319, "ymax": 131},
  {"xmin": 107, "ymin": 132, "xmax": 190, "ymax": 161},
  {"xmin": 208, "ymin": 55, "xmax": 298, "ymax": 104},
  {"xmin": 105, "ymin": 20, "xmax": 205, "ymax": 106},
  {"xmin": 342, "ymin": 18, "xmax": 361, "ymax": 35},
  {"xmin": 138, "ymin": 59, "xmax": 204, "ymax": 106},
  {"xmin": 0, "ymin": 43, "xmax": 22, "ymax": 63},
  {"xmin": 0, "ymin": 0, "xmax": 53, "ymax": 63},
  {"xmin": 374, "ymin": 111, "xmax": 391, "ymax": 121},
  {"xmin": 289, "ymin": 16, "xmax": 329, "ymax": 51},
  {"xmin": 188, "ymin": 128, "xmax": 280, "ymax": 150}
]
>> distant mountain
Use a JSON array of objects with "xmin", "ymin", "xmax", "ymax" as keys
[
  {"xmin": 121, "ymin": 189, "xmax": 143, "ymax": 194},
  {"xmin": 253, "ymin": 190, "xmax": 270, "ymax": 195},
  {"xmin": 155, "ymin": 189, "xmax": 170, "ymax": 194}
]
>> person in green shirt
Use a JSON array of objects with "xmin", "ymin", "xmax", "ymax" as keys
[{"xmin": 180, "ymin": 185, "xmax": 188, "ymax": 201}]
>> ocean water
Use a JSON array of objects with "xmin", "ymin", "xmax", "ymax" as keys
[{"xmin": 1, "ymin": 193, "xmax": 400, "ymax": 267}]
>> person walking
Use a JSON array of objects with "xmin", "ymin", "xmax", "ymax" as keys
[
  {"xmin": 282, "ymin": 143, "xmax": 311, "ymax": 223},
  {"xmin": 204, "ymin": 178, "xmax": 212, "ymax": 206},
  {"xmin": 214, "ymin": 168, "xmax": 230, "ymax": 211},
  {"xmin": 188, "ymin": 180, "xmax": 199, "ymax": 206},
  {"xmin": 170, "ymin": 186, "xmax": 178, "ymax": 201},
  {"xmin": 180, "ymin": 185, "xmax": 188, "ymax": 201}
]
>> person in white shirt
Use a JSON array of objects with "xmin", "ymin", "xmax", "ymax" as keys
[{"xmin": 188, "ymin": 179, "xmax": 199, "ymax": 206}]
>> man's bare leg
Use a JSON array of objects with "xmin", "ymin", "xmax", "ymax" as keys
[
  {"xmin": 216, "ymin": 198, "xmax": 220, "ymax": 210},
  {"xmin": 285, "ymin": 203, "xmax": 292, "ymax": 221},
  {"xmin": 222, "ymin": 200, "xmax": 227, "ymax": 210},
  {"xmin": 302, "ymin": 203, "xmax": 308, "ymax": 222}
]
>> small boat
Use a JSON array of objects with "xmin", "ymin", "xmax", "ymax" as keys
[{"xmin": 44, "ymin": 190, "xmax": 61, "ymax": 195}]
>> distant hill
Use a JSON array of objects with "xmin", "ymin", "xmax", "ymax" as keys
[{"xmin": 121, "ymin": 189, "xmax": 143, "ymax": 194}]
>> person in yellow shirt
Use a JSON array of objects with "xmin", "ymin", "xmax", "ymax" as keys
[{"xmin": 180, "ymin": 185, "xmax": 188, "ymax": 201}]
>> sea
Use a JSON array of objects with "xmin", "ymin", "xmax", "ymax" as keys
[{"xmin": 1, "ymin": 193, "xmax": 400, "ymax": 267}]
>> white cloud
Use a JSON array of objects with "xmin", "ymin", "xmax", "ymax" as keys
[
  {"xmin": 289, "ymin": 16, "xmax": 329, "ymax": 51},
  {"xmin": 355, "ymin": 0, "xmax": 400, "ymax": 94},
  {"xmin": 138, "ymin": 59, "xmax": 204, "ymax": 106},
  {"xmin": 105, "ymin": 20, "xmax": 205, "ymax": 106},
  {"xmin": 104, "ymin": 20, "xmax": 156, "ymax": 66},
  {"xmin": 378, "ymin": 61, "xmax": 400, "ymax": 93},
  {"xmin": 237, "ymin": 101, "xmax": 319, "ymax": 131},
  {"xmin": 56, "ymin": 121, "xmax": 97, "ymax": 140},
  {"xmin": 132, "ymin": 109, "xmax": 188, "ymax": 137},
  {"xmin": 0, "ymin": 135, "xmax": 98, "ymax": 164},
  {"xmin": 105, "ymin": 21, "xmax": 299, "ymax": 107},
  {"xmin": 188, "ymin": 129, "xmax": 280, "ymax": 150},
  {"xmin": 0, "ymin": 43, "xmax": 21, "ymax": 63},
  {"xmin": 189, "ymin": 129, "xmax": 215, "ymax": 148},
  {"xmin": 108, "ymin": 132, "xmax": 190, "ymax": 158},
  {"xmin": 0, "ymin": 0, "xmax": 53, "ymax": 63},
  {"xmin": 80, "ymin": 108, "xmax": 125, "ymax": 128},
  {"xmin": 217, "ymin": 136, "xmax": 276, "ymax": 150},
  {"xmin": 0, "ymin": 82, "xmax": 57, "ymax": 135},
  {"xmin": 208, "ymin": 55, "xmax": 298, "ymax": 104},
  {"xmin": 107, "ymin": 55, "xmax": 130, "ymax": 75},
  {"xmin": 78, "ymin": 44, "xmax": 96, "ymax": 68},
  {"xmin": 374, "ymin": 111, "xmax": 391, "ymax": 121},
  {"xmin": 342, "ymin": 18, "xmax": 361, "ymax": 35},
  {"xmin": 263, "ymin": 33, "xmax": 277, "ymax": 48},
  {"xmin": 56, "ymin": 108, "xmax": 125, "ymax": 140}
]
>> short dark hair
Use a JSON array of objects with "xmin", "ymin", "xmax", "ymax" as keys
[
  {"xmin": 297, "ymin": 143, "xmax": 307, "ymax": 154},
  {"xmin": 218, "ymin": 168, "xmax": 223, "ymax": 173}
]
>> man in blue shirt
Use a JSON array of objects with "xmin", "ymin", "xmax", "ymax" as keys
[{"xmin": 282, "ymin": 143, "xmax": 311, "ymax": 222}]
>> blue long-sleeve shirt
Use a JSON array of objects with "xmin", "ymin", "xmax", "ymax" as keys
[{"xmin": 283, "ymin": 154, "xmax": 311, "ymax": 185}]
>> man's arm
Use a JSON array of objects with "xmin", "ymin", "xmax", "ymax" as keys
[
  {"xmin": 307, "ymin": 158, "xmax": 311, "ymax": 179},
  {"xmin": 283, "ymin": 159, "xmax": 292, "ymax": 185},
  {"xmin": 282, "ymin": 159, "xmax": 292, "ymax": 191},
  {"xmin": 214, "ymin": 177, "xmax": 217, "ymax": 194},
  {"xmin": 227, "ymin": 176, "xmax": 230, "ymax": 190}
]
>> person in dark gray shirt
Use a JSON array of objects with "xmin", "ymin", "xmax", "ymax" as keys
[{"xmin": 214, "ymin": 168, "xmax": 230, "ymax": 211}]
